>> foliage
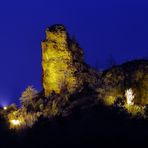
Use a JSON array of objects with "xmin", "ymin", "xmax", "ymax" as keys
[
  {"xmin": 113, "ymin": 97, "xmax": 125, "ymax": 108},
  {"xmin": 103, "ymin": 96, "xmax": 116, "ymax": 106},
  {"xmin": 7, "ymin": 107, "xmax": 40, "ymax": 129},
  {"xmin": 124, "ymin": 104, "xmax": 144, "ymax": 117},
  {"xmin": 144, "ymin": 104, "xmax": 148, "ymax": 117},
  {"xmin": 50, "ymin": 101, "xmax": 59, "ymax": 116},
  {"xmin": 1, "ymin": 104, "xmax": 17, "ymax": 118},
  {"xmin": 34, "ymin": 98, "xmax": 44, "ymax": 112},
  {"xmin": 20, "ymin": 86, "xmax": 38, "ymax": 108}
]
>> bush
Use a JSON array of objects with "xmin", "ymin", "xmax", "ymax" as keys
[
  {"xmin": 7, "ymin": 108, "xmax": 40, "ymax": 129},
  {"xmin": 20, "ymin": 86, "xmax": 38, "ymax": 109},
  {"xmin": 124, "ymin": 104, "xmax": 144, "ymax": 117},
  {"xmin": 113, "ymin": 97, "xmax": 125, "ymax": 108}
]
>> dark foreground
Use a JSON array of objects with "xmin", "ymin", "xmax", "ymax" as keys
[{"xmin": 0, "ymin": 103, "xmax": 148, "ymax": 148}]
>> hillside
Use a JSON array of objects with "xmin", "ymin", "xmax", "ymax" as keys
[
  {"xmin": 0, "ymin": 24, "xmax": 148, "ymax": 147},
  {"xmin": 98, "ymin": 59, "xmax": 148, "ymax": 105},
  {"xmin": 1, "ymin": 101, "xmax": 148, "ymax": 148}
]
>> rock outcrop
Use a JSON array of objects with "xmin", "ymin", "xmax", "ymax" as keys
[
  {"xmin": 42, "ymin": 24, "xmax": 148, "ymax": 107},
  {"xmin": 42, "ymin": 24, "xmax": 99, "ymax": 97}
]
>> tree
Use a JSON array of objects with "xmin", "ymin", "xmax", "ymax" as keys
[{"xmin": 20, "ymin": 86, "xmax": 38, "ymax": 108}]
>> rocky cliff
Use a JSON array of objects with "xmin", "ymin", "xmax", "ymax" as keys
[{"xmin": 42, "ymin": 24, "xmax": 100, "ymax": 97}]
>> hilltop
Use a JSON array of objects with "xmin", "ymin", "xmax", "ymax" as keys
[{"xmin": 0, "ymin": 24, "xmax": 148, "ymax": 147}]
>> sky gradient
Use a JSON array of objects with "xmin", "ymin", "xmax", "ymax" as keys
[{"xmin": 0, "ymin": 0, "xmax": 148, "ymax": 105}]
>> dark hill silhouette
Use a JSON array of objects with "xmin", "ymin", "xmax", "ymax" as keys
[{"xmin": 0, "ymin": 101, "xmax": 148, "ymax": 148}]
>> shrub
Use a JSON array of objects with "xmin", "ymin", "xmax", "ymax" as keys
[
  {"xmin": 124, "ymin": 104, "xmax": 144, "ymax": 116},
  {"xmin": 113, "ymin": 97, "xmax": 125, "ymax": 108},
  {"xmin": 20, "ymin": 86, "xmax": 38, "ymax": 108},
  {"xmin": 7, "ymin": 108, "xmax": 40, "ymax": 129}
]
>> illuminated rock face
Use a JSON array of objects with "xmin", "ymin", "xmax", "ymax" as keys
[{"xmin": 42, "ymin": 25, "xmax": 84, "ymax": 97}]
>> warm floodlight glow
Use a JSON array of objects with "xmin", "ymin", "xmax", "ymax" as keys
[
  {"xmin": 10, "ymin": 119, "xmax": 21, "ymax": 126},
  {"xmin": 3, "ymin": 106, "xmax": 7, "ymax": 110},
  {"xmin": 125, "ymin": 89, "xmax": 134, "ymax": 105}
]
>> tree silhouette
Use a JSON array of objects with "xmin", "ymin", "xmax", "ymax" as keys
[{"xmin": 20, "ymin": 86, "xmax": 38, "ymax": 108}]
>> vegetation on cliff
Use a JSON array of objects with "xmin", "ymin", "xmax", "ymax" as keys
[{"xmin": 0, "ymin": 25, "xmax": 148, "ymax": 130}]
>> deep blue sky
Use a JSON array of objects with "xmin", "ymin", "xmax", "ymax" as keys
[{"xmin": 0, "ymin": 0, "xmax": 148, "ymax": 105}]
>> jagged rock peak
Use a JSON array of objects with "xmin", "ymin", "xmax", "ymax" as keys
[
  {"xmin": 46, "ymin": 24, "xmax": 66, "ymax": 33},
  {"xmin": 42, "ymin": 24, "xmax": 84, "ymax": 97},
  {"xmin": 42, "ymin": 24, "xmax": 100, "ymax": 97}
]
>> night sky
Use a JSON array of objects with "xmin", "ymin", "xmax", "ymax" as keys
[{"xmin": 0, "ymin": 0, "xmax": 148, "ymax": 105}]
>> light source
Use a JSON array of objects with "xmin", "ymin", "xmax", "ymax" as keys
[
  {"xmin": 3, "ymin": 106, "xmax": 7, "ymax": 110},
  {"xmin": 10, "ymin": 119, "xmax": 21, "ymax": 126},
  {"xmin": 125, "ymin": 88, "xmax": 134, "ymax": 105}
]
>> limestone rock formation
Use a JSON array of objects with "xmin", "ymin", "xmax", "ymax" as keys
[{"xmin": 42, "ymin": 24, "xmax": 99, "ymax": 97}]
